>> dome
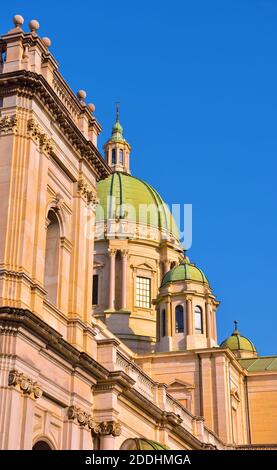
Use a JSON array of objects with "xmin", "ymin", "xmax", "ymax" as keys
[
  {"xmin": 96, "ymin": 172, "xmax": 180, "ymax": 240},
  {"xmin": 109, "ymin": 119, "xmax": 125, "ymax": 143},
  {"xmin": 161, "ymin": 256, "xmax": 209, "ymax": 286},
  {"xmin": 220, "ymin": 322, "xmax": 256, "ymax": 353}
]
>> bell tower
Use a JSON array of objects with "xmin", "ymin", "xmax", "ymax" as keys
[{"xmin": 103, "ymin": 104, "xmax": 131, "ymax": 174}]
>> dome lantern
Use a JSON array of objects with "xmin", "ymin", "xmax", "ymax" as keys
[{"xmin": 104, "ymin": 104, "xmax": 131, "ymax": 174}]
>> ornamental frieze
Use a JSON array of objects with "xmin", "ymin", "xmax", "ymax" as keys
[
  {"xmin": 8, "ymin": 369, "xmax": 42, "ymax": 399},
  {"xmin": 0, "ymin": 115, "xmax": 18, "ymax": 134}
]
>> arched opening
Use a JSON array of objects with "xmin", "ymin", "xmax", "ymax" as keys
[
  {"xmin": 119, "ymin": 149, "xmax": 124, "ymax": 165},
  {"xmin": 194, "ymin": 305, "xmax": 203, "ymax": 334},
  {"xmin": 175, "ymin": 305, "xmax": 184, "ymax": 333},
  {"xmin": 32, "ymin": 440, "xmax": 52, "ymax": 450},
  {"xmin": 44, "ymin": 210, "xmax": 60, "ymax": 305},
  {"xmin": 112, "ymin": 148, "xmax": 116, "ymax": 164}
]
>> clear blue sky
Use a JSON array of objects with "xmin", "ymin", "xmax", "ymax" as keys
[{"xmin": 3, "ymin": 1, "xmax": 277, "ymax": 354}]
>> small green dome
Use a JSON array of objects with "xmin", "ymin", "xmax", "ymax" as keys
[
  {"xmin": 108, "ymin": 119, "xmax": 125, "ymax": 143},
  {"xmin": 220, "ymin": 322, "xmax": 256, "ymax": 353},
  {"xmin": 96, "ymin": 172, "xmax": 180, "ymax": 240},
  {"xmin": 161, "ymin": 256, "xmax": 209, "ymax": 286}
]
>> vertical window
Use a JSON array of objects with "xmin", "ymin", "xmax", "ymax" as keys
[
  {"xmin": 195, "ymin": 306, "xmax": 203, "ymax": 334},
  {"xmin": 92, "ymin": 274, "xmax": 99, "ymax": 305},
  {"xmin": 112, "ymin": 148, "xmax": 116, "ymax": 164},
  {"xmin": 44, "ymin": 210, "xmax": 60, "ymax": 305},
  {"xmin": 175, "ymin": 305, "xmax": 184, "ymax": 333},
  {"xmin": 161, "ymin": 309, "xmax": 166, "ymax": 337},
  {"xmin": 119, "ymin": 149, "xmax": 124, "ymax": 165},
  {"xmin": 136, "ymin": 276, "xmax": 151, "ymax": 308}
]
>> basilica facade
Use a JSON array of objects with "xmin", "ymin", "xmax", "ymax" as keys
[{"xmin": 0, "ymin": 15, "xmax": 276, "ymax": 450}]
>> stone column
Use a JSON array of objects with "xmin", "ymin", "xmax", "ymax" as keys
[
  {"xmin": 212, "ymin": 308, "xmax": 217, "ymax": 343},
  {"xmin": 186, "ymin": 297, "xmax": 193, "ymax": 335},
  {"xmin": 205, "ymin": 301, "xmax": 211, "ymax": 339},
  {"xmin": 93, "ymin": 421, "xmax": 122, "ymax": 450},
  {"xmin": 121, "ymin": 250, "xmax": 128, "ymax": 309},
  {"xmin": 164, "ymin": 260, "xmax": 171, "ymax": 275},
  {"xmin": 166, "ymin": 299, "xmax": 172, "ymax": 336},
  {"xmin": 108, "ymin": 249, "xmax": 116, "ymax": 310}
]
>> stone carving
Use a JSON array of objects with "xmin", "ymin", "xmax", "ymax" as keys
[
  {"xmin": 0, "ymin": 115, "xmax": 18, "ymax": 134},
  {"xmin": 68, "ymin": 405, "xmax": 92, "ymax": 428},
  {"xmin": 92, "ymin": 420, "xmax": 122, "ymax": 437},
  {"xmin": 27, "ymin": 118, "xmax": 53, "ymax": 154},
  {"xmin": 67, "ymin": 406, "xmax": 121, "ymax": 436},
  {"xmin": 78, "ymin": 177, "xmax": 98, "ymax": 207},
  {"xmin": 8, "ymin": 369, "xmax": 42, "ymax": 399}
]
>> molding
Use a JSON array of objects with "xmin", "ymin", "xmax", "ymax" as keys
[
  {"xmin": 0, "ymin": 307, "xmax": 108, "ymax": 380},
  {"xmin": 0, "ymin": 70, "xmax": 110, "ymax": 181}
]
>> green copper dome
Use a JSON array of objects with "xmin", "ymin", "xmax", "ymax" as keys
[
  {"xmin": 161, "ymin": 257, "xmax": 209, "ymax": 286},
  {"xmin": 96, "ymin": 172, "xmax": 180, "ymax": 239},
  {"xmin": 220, "ymin": 322, "xmax": 256, "ymax": 353}
]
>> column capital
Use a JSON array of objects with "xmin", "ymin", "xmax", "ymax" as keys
[
  {"xmin": 108, "ymin": 248, "xmax": 117, "ymax": 256},
  {"xmin": 120, "ymin": 249, "xmax": 129, "ymax": 257},
  {"xmin": 92, "ymin": 420, "xmax": 122, "ymax": 437}
]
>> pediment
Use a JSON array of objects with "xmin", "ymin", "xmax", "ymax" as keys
[
  {"xmin": 132, "ymin": 262, "xmax": 155, "ymax": 271},
  {"xmin": 168, "ymin": 379, "xmax": 195, "ymax": 391}
]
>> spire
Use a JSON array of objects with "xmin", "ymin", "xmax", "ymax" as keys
[
  {"xmin": 110, "ymin": 102, "xmax": 124, "ymax": 142},
  {"xmin": 116, "ymin": 101, "xmax": 120, "ymax": 122},
  {"xmin": 103, "ymin": 104, "xmax": 131, "ymax": 174},
  {"xmin": 233, "ymin": 320, "xmax": 239, "ymax": 335}
]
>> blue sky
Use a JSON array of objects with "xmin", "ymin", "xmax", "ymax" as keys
[{"xmin": 3, "ymin": 1, "xmax": 277, "ymax": 354}]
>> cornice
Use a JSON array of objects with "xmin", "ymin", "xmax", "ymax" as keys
[
  {"xmin": 0, "ymin": 306, "xmax": 108, "ymax": 380},
  {"xmin": 0, "ymin": 70, "xmax": 111, "ymax": 181}
]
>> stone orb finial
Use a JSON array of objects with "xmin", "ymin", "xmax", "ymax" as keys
[
  {"xmin": 77, "ymin": 90, "xmax": 87, "ymax": 101},
  {"xmin": 42, "ymin": 37, "xmax": 51, "ymax": 48},
  {"xmin": 29, "ymin": 19, "xmax": 40, "ymax": 33},
  {"xmin": 13, "ymin": 15, "xmax": 24, "ymax": 27},
  {"xmin": 87, "ymin": 103, "xmax": 95, "ymax": 113}
]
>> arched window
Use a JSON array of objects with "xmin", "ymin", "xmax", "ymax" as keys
[
  {"xmin": 194, "ymin": 306, "xmax": 203, "ymax": 334},
  {"xmin": 44, "ymin": 210, "xmax": 60, "ymax": 305},
  {"xmin": 112, "ymin": 148, "xmax": 116, "ymax": 164},
  {"xmin": 32, "ymin": 440, "xmax": 52, "ymax": 450},
  {"xmin": 175, "ymin": 305, "xmax": 184, "ymax": 333},
  {"xmin": 119, "ymin": 149, "xmax": 124, "ymax": 165},
  {"xmin": 161, "ymin": 309, "xmax": 166, "ymax": 337}
]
